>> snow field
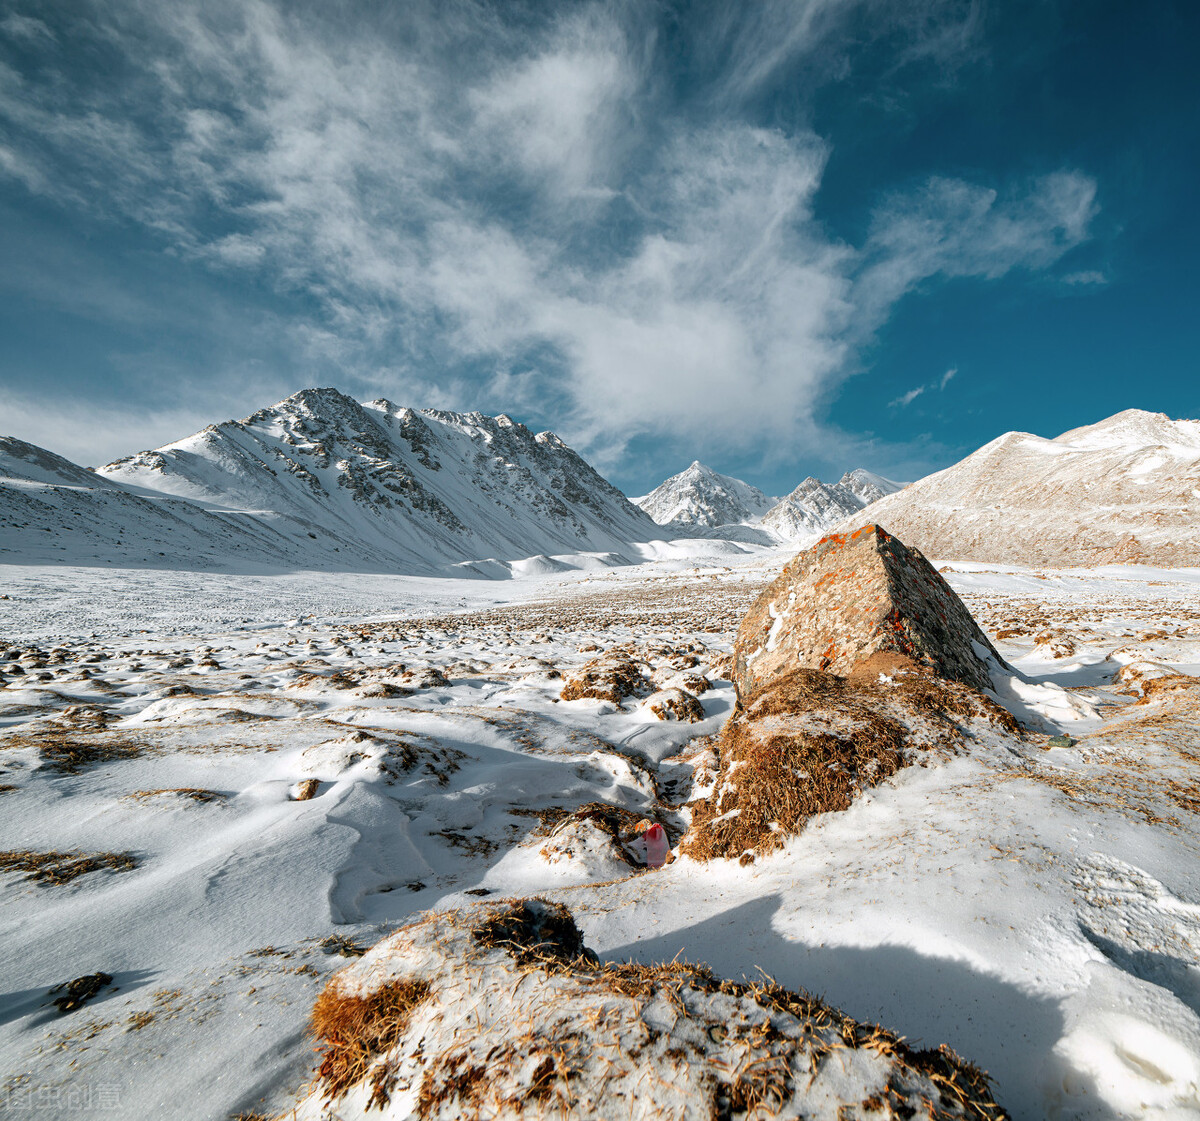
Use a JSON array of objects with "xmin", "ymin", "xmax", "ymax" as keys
[{"xmin": 0, "ymin": 557, "xmax": 1199, "ymax": 1118}]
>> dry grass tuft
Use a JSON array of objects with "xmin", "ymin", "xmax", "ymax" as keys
[
  {"xmin": 472, "ymin": 899, "xmax": 597, "ymax": 967},
  {"xmin": 522, "ymin": 801, "xmax": 670, "ymax": 850},
  {"xmin": 684, "ymin": 667, "xmax": 1018, "ymax": 861},
  {"xmin": 311, "ymin": 977, "xmax": 432, "ymax": 1105},
  {"xmin": 646, "ymin": 688, "xmax": 705, "ymax": 723},
  {"xmin": 50, "ymin": 972, "xmax": 113, "ymax": 1013},
  {"xmin": 291, "ymin": 778, "xmax": 320, "ymax": 801},
  {"xmin": 0, "ymin": 849, "xmax": 138, "ymax": 885},
  {"xmin": 560, "ymin": 655, "xmax": 650, "ymax": 706},
  {"xmin": 36, "ymin": 737, "xmax": 143, "ymax": 774},
  {"xmin": 128, "ymin": 787, "xmax": 225, "ymax": 804},
  {"xmin": 319, "ymin": 934, "xmax": 368, "ymax": 958}
]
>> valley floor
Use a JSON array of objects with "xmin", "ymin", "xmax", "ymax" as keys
[{"xmin": 2, "ymin": 552, "xmax": 1200, "ymax": 1119}]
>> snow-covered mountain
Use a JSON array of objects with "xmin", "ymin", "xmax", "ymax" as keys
[
  {"xmin": 760, "ymin": 470, "xmax": 903, "ymax": 538},
  {"xmin": 837, "ymin": 409, "xmax": 1200, "ymax": 566},
  {"xmin": 2, "ymin": 389, "xmax": 665, "ymax": 573},
  {"xmin": 636, "ymin": 461, "xmax": 902, "ymax": 541},
  {"xmin": 633, "ymin": 461, "xmax": 775, "ymax": 528},
  {"xmin": 0, "ymin": 435, "xmax": 336, "ymax": 570}
]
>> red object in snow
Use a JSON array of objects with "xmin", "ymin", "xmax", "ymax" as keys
[{"xmin": 643, "ymin": 823, "xmax": 669, "ymax": 868}]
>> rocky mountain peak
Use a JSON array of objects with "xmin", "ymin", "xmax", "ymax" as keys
[
  {"xmin": 87, "ymin": 388, "xmax": 662, "ymax": 573},
  {"xmin": 634, "ymin": 462, "xmax": 774, "ymax": 529}
]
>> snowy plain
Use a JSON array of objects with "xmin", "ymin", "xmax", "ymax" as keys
[{"xmin": 2, "ymin": 545, "xmax": 1200, "ymax": 1119}]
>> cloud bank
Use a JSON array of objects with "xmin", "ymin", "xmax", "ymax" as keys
[{"xmin": 0, "ymin": 0, "xmax": 1098, "ymax": 473}]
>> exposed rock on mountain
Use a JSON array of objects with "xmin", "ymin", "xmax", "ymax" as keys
[
  {"xmin": 99, "ymin": 389, "xmax": 660, "ymax": 570},
  {"xmin": 835, "ymin": 409, "xmax": 1200, "ymax": 566},
  {"xmin": 733, "ymin": 524, "xmax": 1004, "ymax": 699},
  {"xmin": 633, "ymin": 461, "xmax": 774, "ymax": 528},
  {"xmin": 760, "ymin": 470, "xmax": 903, "ymax": 539},
  {"xmin": 1, "ymin": 388, "xmax": 666, "ymax": 573},
  {"xmin": 291, "ymin": 898, "xmax": 1007, "ymax": 1120}
]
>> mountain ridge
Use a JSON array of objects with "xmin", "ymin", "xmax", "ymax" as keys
[
  {"xmin": 635, "ymin": 461, "xmax": 902, "ymax": 540},
  {"xmin": 2, "ymin": 389, "xmax": 667, "ymax": 574},
  {"xmin": 834, "ymin": 408, "xmax": 1200, "ymax": 566}
]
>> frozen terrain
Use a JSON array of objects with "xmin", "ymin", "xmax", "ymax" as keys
[{"xmin": 3, "ymin": 548, "xmax": 1200, "ymax": 1119}]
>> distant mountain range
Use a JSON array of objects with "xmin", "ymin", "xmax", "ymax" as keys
[
  {"xmin": 830, "ymin": 409, "xmax": 1200, "ymax": 567},
  {"xmin": 4, "ymin": 397, "xmax": 1198, "ymax": 573},
  {"xmin": 634, "ymin": 462, "xmax": 903, "ymax": 540},
  {"xmin": 1, "ymin": 388, "xmax": 661, "ymax": 574}
]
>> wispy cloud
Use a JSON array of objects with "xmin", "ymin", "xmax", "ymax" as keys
[
  {"xmin": 0, "ymin": 389, "xmax": 228, "ymax": 467},
  {"xmin": 0, "ymin": 0, "xmax": 1098, "ymax": 474},
  {"xmin": 889, "ymin": 366, "xmax": 957, "ymax": 409},
  {"xmin": 1062, "ymin": 269, "xmax": 1108, "ymax": 286}
]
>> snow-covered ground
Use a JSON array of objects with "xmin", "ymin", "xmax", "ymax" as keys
[{"xmin": 2, "ymin": 551, "xmax": 1200, "ymax": 1119}]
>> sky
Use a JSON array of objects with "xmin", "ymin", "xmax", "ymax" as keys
[{"xmin": 0, "ymin": 0, "xmax": 1197, "ymax": 497}]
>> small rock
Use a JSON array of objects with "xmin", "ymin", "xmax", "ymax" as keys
[
  {"xmin": 50, "ymin": 972, "xmax": 113, "ymax": 1013},
  {"xmin": 290, "ymin": 779, "xmax": 321, "ymax": 801}
]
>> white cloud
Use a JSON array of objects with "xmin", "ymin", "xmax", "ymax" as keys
[
  {"xmin": 889, "ymin": 386, "xmax": 926, "ymax": 408},
  {"xmin": 1062, "ymin": 269, "xmax": 1108, "ymax": 286},
  {"xmin": 0, "ymin": 390, "xmax": 224, "ymax": 466},
  {"xmin": 855, "ymin": 172, "xmax": 1098, "ymax": 328},
  {"xmin": 710, "ymin": 0, "xmax": 985, "ymax": 103},
  {"xmin": 0, "ymin": 0, "xmax": 1099, "ymax": 474},
  {"xmin": 889, "ymin": 364, "xmax": 956, "ymax": 409},
  {"xmin": 0, "ymin": 13, "xmax": 56, "ymax": 44}
]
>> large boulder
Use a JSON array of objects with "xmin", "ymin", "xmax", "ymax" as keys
[
  {"xmin": 733, "ymin": 524, "xmax": 1003, "ymax": 699},
  {"xmin": 292, "ymin": 898, "xmax": 1007, "ymax": 1120}
]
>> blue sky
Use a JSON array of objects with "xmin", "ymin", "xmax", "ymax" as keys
[{"xmin": 0, "ymin": 1, "xmax": 1196, "ymax": 496}]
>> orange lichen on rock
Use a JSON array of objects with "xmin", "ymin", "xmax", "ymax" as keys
[{"xmin": 732, "ymin": 524, "xmax": 1006, "ymax": 700}]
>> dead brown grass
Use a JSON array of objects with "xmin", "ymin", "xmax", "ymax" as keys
[
  {"xmin": 50, "ymin": 972, "xmax": 113, "ymax": 1013},
  {"xmin": 0, "ymin": 849, "xmax": 138, "ymax": 885},
  {"xmin": 128, "ymin": 787, "xmax": 225, "ymax": 804},
  {"xmin": 463, "ymin": 901, "xmax": 1006, "ymax": 1120},
  {"xmin": 319, "ymin": 934, "xmax": 368, "ymax": 958},
  {"xmin": 560, "ymin": 655, "xmax": 650, "ymax": 706},
  {"xmin": 34, "ymin": 736, "xmax": 143, "ymax": 774},
  {"xmin": 684, "ymin": 668, "xmax": 1018, "ymax": 861},
  {"xmin": 311, "ymin": 977, "xmax": 432, "ymax": 1106}
]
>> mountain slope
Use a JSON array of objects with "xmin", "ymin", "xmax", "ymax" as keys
[
  {"xmin": 92, "ymin": 388, "xmax": 663, "ymax": 572},
  {"xmin": 633, "ymin": 461, "xmax": 775, "ymax": 528},
  {"xmin": 0, "ymin": 435, "xmax": 340, "ymax": 571},
  {"xmin": 836, "ymin": 409, "xmax": 1200, "ymax": 566}
]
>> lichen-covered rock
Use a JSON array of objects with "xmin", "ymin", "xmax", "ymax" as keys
[
  {"xmin": 733, "ymin": 524, "xmax": 1003, "ymax": 699},
  {"xmin": 291, "ymin": 899, "xmax": 1008, "ymax": 1120}
]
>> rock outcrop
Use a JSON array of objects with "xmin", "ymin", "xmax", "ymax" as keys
[
  {"xmin": 733, "ymin": 524, "xmax": 1004, "ymax": 700},
  {"xmin": 292, "ymin": 898, "xmax": 1007, "ymax": 1120}
]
